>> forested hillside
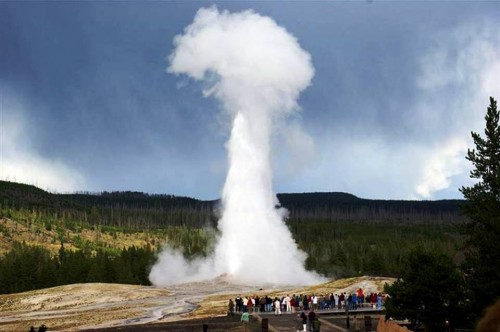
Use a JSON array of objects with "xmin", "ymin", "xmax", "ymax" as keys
[
  {"xmin": 1, "ymin": 181, "xmax": 465, "ymax": 228},
  {"xmin": 0, "ymin": 181, "xmax": 465, "ymax": 294}
]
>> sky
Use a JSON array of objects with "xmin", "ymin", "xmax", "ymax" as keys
[{"xmin": 1, "ymin": 1, "xmax": 499, "ymax": 201}]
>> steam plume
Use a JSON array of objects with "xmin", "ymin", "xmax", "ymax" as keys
[{"xmin": 150, "ymin": 7, "xmax": 323, "ymax": 285}]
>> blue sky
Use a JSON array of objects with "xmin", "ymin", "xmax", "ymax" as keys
[{"xmin": 1, "ymin": 1, "xmax": 499, "ymax": 200}]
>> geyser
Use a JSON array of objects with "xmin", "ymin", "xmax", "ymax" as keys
[{"xmin": 150, "ymin": 7, "xmax": 323, "ymax": 285}]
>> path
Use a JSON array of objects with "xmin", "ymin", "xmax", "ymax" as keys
[{"xmin": 252, "ymin": 311, "xmax": 382, "ymax": 332}]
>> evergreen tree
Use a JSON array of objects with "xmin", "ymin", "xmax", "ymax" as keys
[
  {"xmin": 459, "ymin": 96, "xmax": 500, "ymax": 322},
  {"xmin": 384, "ymin": 250, "xmax": 465, "ymax": 331}
]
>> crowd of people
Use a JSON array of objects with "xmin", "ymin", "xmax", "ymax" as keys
[{"xmin": 228, "ymin": 288, "xmax": 384, "ymax": 316}]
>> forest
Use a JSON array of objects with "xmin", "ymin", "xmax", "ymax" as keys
[{"xmin": 0, "ymin": 180, "xmax": 464, "ymax": 294}]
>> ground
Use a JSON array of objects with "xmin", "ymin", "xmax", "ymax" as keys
[{"xmin": 0, "ymin": 276, "xmax": 394, "ymax": 331}]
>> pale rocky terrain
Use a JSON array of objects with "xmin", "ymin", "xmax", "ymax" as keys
[{"xmin": 0, "ymin": 276, "xmax": 394, "ymax": 332}]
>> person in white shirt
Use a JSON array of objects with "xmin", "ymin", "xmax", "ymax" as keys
[
  {"xmin": 274, "ymin": 297, "xmax": 282, "ymax": 315},
  {"xmin": 243, "ymin": 296, "xmax": 249, "ymax": 313},
  {"xmin": 285, "ymin": 295, "xmax": 292, "ymax": 312},
  {"xmin": 312, "ymin": 294, "xmax": 318, "ymax": 311}
]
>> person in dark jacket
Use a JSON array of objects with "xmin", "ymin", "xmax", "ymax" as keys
[
  {"xmin": 308, "ymin": 309, "xmax": 316, "ymax": 331},
  {"xmin": 228, "ymin": 299, "xmax": 235, "ymax": 316},
  {"xmin": 300, "ymin": 311, "xmax": 307, "ymax": 332}
]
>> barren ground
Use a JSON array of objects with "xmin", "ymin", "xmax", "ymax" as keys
[{"xmin": 0, "ymin": 276, "xmax": 394, "ymax": 332}]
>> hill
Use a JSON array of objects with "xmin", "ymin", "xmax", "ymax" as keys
[
  {"xmin": 0, "ymin": 181, "xmax": 466, "ymax": 229},
  {"xmin": 0, "ymin": 180, "xmax": 464, "ymax": 291}
]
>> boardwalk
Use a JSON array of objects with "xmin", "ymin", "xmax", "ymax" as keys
[
  {"xmin": 83, "ymin": 309, "xmax": 384, "ymax": 332},
  {"xmin": 83, "ymin": 313, "xmax": 383, "ymax": 332},
  {"xmin": 253, "ymin": 310, "xmax": 383, "ymax": 332}
]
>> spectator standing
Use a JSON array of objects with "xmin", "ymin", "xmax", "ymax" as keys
[
  {"xmin": 241, "ymin": 312, "xmax": 250, "ymax": 332},
  {"xmin": 300, "ymin": 311, "xmax": 308, "ymax": 332},
  {"xmin": 259, "ymin": 296, "xmax": 266, "ymax": 312},
  {"xmin": 236, "ymin": 295, "xmax": 242, "ymax": 312},
  {"xmin": 285, "ymin": 294, "xmax": 292, "ymax": 312},
  {"xmin": 303, "ymin": 295, "xmax": 309, "ymax": 310},
  {"xmin": 247, "ymin": 296, "xmax": 253, "ymax": 312},
  {"xmin": 274, "ymin": 297, "xmax": 282, "ymax": 315},
  {"xmin": 228, "ymin": 299, "xmax": 235, "ymax": 316},
  {"xmin": 242, "ymin": 296, "xmax": 249, "ymax": 313},
  {"xmin": 312, "ymin": 294, "xmax": 318, "ymax": 311},
  {"xmin": 308, "ymin": 309, "xmax": 316, "ymax": 332},
  {"xmin": 266, "ymin": 296, "xmax": 273, "ymax": 312}
]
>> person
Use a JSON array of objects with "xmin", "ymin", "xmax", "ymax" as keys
[
  {"xmin": 302, "ymin": 295, "xmax": 308, "ymax": 310},
  {"xmin": 266, "ymin": 296, "xmax": 273, "ymax": 312},
  {"xmin": 295, "ymin": 295, "xmax": 301, "ymax": 312},
  {"xmin": 241, "ymin": 312, "xmax": 250, "ymax": 332},
  {"xmin": 37, "ymin": 325, "xmax": 47, "ymax": 332},
  {"xmin": 312, "ymin": 294, "xmax": 318, "ymax": 311},
  {"xmin": 313, "ymin": 314, "xmax": 321, "ymax": 332},
  {"xmin": 247, "ymin": 296, "xmax": 253, "ymax": 312},
  {"xmin": 377, "ymin": 293, "xmax": 382, "ymax": 310},
  {"xmin": 300, "ymin": 311, "xmax": 308, "ymax": 332},
  {"xmin": 357, "ymin": 288, "xmax": 364, "ymax": 307},
  {"xmin": 296, "ymin": 313, "xmax": 304, "ymax": 332},
  {"xmin": 308, "ymin": 309, "xmax": 316, "ymax": 332},
  {"xmin": 29, "ymin": 327, "xmax": 36, "ymax": 332},
  {"xmin": 285, "ymin": 294, "xmax": 292, "ymax": 312},
  {"xmin": 236, "ymin": 295, "xmax": 242, "ymax": 312},
  {"xmin": 274, "ymin": 297, "xmax": 281, "ymax": 315},
  {"xmin": 228, "ymin": 299, "xmax": 235, "ymax": 316},
  {"xmin": 242, "ymin": 296, "xmax": 248, "ymax": 313},
  {"xmin": 259, "ymin": 296, "xmax": 266, "ymax": 312}
]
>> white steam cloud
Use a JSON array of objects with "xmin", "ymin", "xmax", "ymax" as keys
[
  {"xmin": 150, "ymin": 7, "xmax": 323, "ymax": 285},
  {"xmin": 413, "ymin": 21, "xmax": 500, "ymax": 198},
  {"xmin": 0, "ymin": 93, "xmax": 85, "ymax": 192}
]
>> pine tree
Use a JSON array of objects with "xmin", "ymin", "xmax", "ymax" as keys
[
  {"xmin": 384, "ymin": 250, "xmax": 465, "ymax": 331},
  {"xmin": 459, "ymin": 96, "xmax": 500, "ymax": 323}
]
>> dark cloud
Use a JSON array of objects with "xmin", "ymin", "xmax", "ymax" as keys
[{"xmin": 1, "ymin": 1, "xmax": 498, "ymax": 199}]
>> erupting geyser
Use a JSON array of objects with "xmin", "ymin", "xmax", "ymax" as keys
[{"xmin": 149, "ymin": 7, "xmax": 324, "ymax": 285}]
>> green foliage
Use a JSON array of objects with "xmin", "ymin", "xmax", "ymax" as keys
[
  {"xmin": 0, "ymin": 242, "xmax": 156, "ymax": 294},
  {"xmin": 459, "ymin": 96, "xmax": 500, "ymax": 323},
  {"xmin": 384, "ymin": 250, "xmax": 465, "ymax": 331},
  {"xmin": 290, "ymin": 221, "xmax": 460, "ymax": 277},
  {"xmin": 0, "ymin": 242, "xmax": 57, "ymax": 294},
  {"xmin": 0, "ymin": 179, "xmax": 469, "ymax": 294}
]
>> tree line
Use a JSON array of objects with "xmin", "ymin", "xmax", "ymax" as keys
[
  {"xmin": 0, "ymin": 241, "xmax": 155, "ymax": 294},
  {"xmin": 1, "ymin": 181, "xmax": 466, "ymax": 231}
]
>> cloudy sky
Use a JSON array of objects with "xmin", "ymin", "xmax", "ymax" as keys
[{"xmin": 1, "ymin": 1, "xmax": 499, "ymax": 200}]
